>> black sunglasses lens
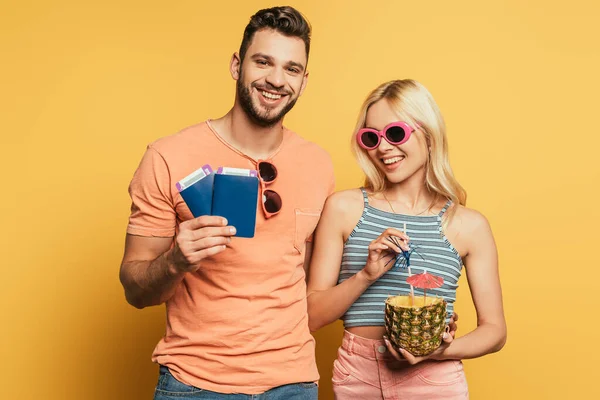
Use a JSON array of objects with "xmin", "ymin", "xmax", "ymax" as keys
[
  {"xmin": 385, "ymin": 126, "xmax": 406, "ymax": 144},
  {"xmin": 361, "ymin": 131, "xmax": 380, "ymax": 148},
  {"xmin": 263, "ymin": 189, "xmax": 282, "ymax": 213},
  {"xmin": 258, "ymin": 162, "xmax": 277, "ymax": 183}
]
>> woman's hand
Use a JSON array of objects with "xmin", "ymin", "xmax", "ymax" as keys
[
  {"xmin": 383, "ymin": 312, "xmax": 459, "ymax": 365},
  {"xmin": 360, "ymin": 228, "xmax": 410, "ymax": 283}
]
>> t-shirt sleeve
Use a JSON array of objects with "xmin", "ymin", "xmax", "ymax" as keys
[{"xmin": 126, "ymin": 145, "xmax": 176, "ymax": 237}]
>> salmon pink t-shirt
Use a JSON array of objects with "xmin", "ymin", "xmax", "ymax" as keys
[{"xmin": 126, "ymin": 121, "xmax": 334, "ymax": 394}]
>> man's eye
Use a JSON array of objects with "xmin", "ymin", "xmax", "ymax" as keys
[
  {"xmin": 289, "ymin": 68, "xmax": 300, "ymax": 73},
  {"xmin": 257, "ymin": 60, "xmax": 268, "ymax": 65}
]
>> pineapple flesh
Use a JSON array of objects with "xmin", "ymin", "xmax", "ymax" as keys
[{"xmin": 384, "ymin": 295, "xmax": 447, "ymax": 356}]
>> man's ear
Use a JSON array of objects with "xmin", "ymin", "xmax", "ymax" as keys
[{"xmin": 230, "ymin": 52, "xmax": 241, "ymax": 80}]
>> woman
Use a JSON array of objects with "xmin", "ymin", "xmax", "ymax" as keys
[{"xmin": 307, "ymin": 79, "xmax": 506, "ymax": 399}]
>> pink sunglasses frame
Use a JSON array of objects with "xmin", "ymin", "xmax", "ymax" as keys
[{"xmin": 356, "ymin": 121, "xmax": 420, "ymax": 150}]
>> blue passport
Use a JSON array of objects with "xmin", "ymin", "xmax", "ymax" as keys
[
  {"xmin": 177, "ymin": 165, "xmax": 259, "ymax": 238},
  {"xmin": 178, "ymin": 165, "xmax": 215, "ymax": 217},
  {"xmin": 211, "ymin": 173, "xmax": 259, "ymax": 238}
]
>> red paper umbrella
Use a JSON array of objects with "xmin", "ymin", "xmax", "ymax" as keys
[{"xmin": 406, "ymin": 269, "xmax": 444, "ymax": 302}]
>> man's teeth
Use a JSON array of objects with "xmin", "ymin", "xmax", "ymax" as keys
[
  {"xmin": 383, "ymin": 156, "xmax": 404, "ymax": 165},
  {"xmin": 262, "ymin": 91, "xmax": 282, "ymax": 100}
]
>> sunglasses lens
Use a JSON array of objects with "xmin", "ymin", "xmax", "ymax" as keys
[
  {"xmin": 385, "ymin": 126, "xmax": 407, "ymax": 144},
  {"xmin": 258, "ymin": 161, "xmax": 277, "ymax": 183},
  {"xmin": 360, "ymin": 131, "xmax": 380, "ymax": 148},
  {"xmin": 263, "ymin": 189, "xmax": 282, "ymax": 213}
]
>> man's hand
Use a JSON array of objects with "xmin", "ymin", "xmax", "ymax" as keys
[{"xmin": 170, "ymin": 216, "xmax": 236, "ymax": 273}]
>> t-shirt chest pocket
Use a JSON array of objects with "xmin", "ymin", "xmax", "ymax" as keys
[{"xmin": 294, "ymin": 208, "xmax": 322, "ymax": 254}]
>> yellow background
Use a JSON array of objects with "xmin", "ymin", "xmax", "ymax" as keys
[{"xmin": 2, "ymin": 0, "xmax": 599, "ymax": 399}]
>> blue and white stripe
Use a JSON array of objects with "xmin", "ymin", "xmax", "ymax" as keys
[{"xmin": 338, "ymin": 188, "xmax": 463, "ymax": 328}]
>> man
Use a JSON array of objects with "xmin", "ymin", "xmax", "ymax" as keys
[{"xmin": 119, "ymin": 6, "xmax": 334, "ymax": 399}]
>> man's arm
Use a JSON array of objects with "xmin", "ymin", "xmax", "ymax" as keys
[
  {"xmin": 119, "ymin": 235, "xmax": 182, "ymax": 309},
  {"xmin": 119, "ymin": 216, "xmax": 235, "ymax": 309}
]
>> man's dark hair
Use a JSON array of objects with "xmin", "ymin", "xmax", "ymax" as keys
[{"xmin": 239, "ymin": 6, "xmax": 311, "ymax": 65}]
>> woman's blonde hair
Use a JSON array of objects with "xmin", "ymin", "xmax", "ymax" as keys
[{"xmin": 350, "ymin": 79, "xmax": 466, "ymax": 220}]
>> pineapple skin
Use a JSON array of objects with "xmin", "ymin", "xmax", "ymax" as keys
[{"xmin": 384, "ymin": 296, "xmax": 448, "ymax": 356}]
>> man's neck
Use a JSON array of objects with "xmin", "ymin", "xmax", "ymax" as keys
[{"xmin": 210, "ymin": 106, "xmax": 284, "ymax": 161}]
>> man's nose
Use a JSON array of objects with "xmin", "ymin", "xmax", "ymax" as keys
[{"xmin": 265, "ymin": 67, "xmax": 285, "ymax": 89}]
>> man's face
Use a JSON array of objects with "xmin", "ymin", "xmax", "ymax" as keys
[{"xmin": 234, "ymin": 29, "xmax": 308, "ymax": 127}]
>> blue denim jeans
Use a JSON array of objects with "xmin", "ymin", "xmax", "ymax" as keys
[{"xmin": 154, "ymin": 366, "xmax": 318, "ymax": 400}]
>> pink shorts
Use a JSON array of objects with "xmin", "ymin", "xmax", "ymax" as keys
[{"xmin": 332, "ymin": 330, "xmax": 469, "ymax": 400}]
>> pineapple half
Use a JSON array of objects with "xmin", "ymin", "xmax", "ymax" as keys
[{"xmin": 384, "ymin": 295, "xmax": 447, "ymax": 356}]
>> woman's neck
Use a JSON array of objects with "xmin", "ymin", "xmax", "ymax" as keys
[{"xmin": 380, "ymin": 171, "xmax": 439, "ymax": 215}]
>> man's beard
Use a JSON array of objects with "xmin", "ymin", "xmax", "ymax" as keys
[{"xmin": 237, "ymin": 78, "xmax": 298, "ymax": 128}]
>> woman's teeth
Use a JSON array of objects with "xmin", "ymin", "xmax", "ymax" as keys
[{"xmin": 383, "ymin": 156, "xmax": 404, "ymax": 165}]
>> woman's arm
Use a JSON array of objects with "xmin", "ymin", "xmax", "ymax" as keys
[
  {"xmin": 398, "ymin": 208, "xmax": 507, "ymax": 363},
  {"xmin": 306, "ymin": 191, "xmax": 368, "ymax": 331},
  {"xmin": 437, "ymin": 208, "xmax": 507, "ymax": 359},
  {"xmin": 306, "ymin": 190, "xmax": 408, "ymax": 332}
]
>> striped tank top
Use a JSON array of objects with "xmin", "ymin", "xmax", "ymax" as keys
[{"xmin": 338, "ymin": 188, "xmax": 463, "ymax": 328}]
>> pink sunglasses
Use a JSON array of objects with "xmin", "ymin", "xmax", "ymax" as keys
[{"xmin": 356, "ymin": 121, "xmax": 420, "ymax": 150}]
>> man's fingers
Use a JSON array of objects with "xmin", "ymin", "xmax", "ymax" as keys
[
  {"xmin": 190, "ymin": 236, "xmax": 231, "ymax": 251},
  {"xmin": 191, "ymin": 225, "xmax": 237, "ymax": 240},
  {"xmin": 183, "ymin": 215, "xmax": 228, "ymax": 230},
  {"xmin": 197, "ymin": 245, "xmax": 227, "ymax": 259}
]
